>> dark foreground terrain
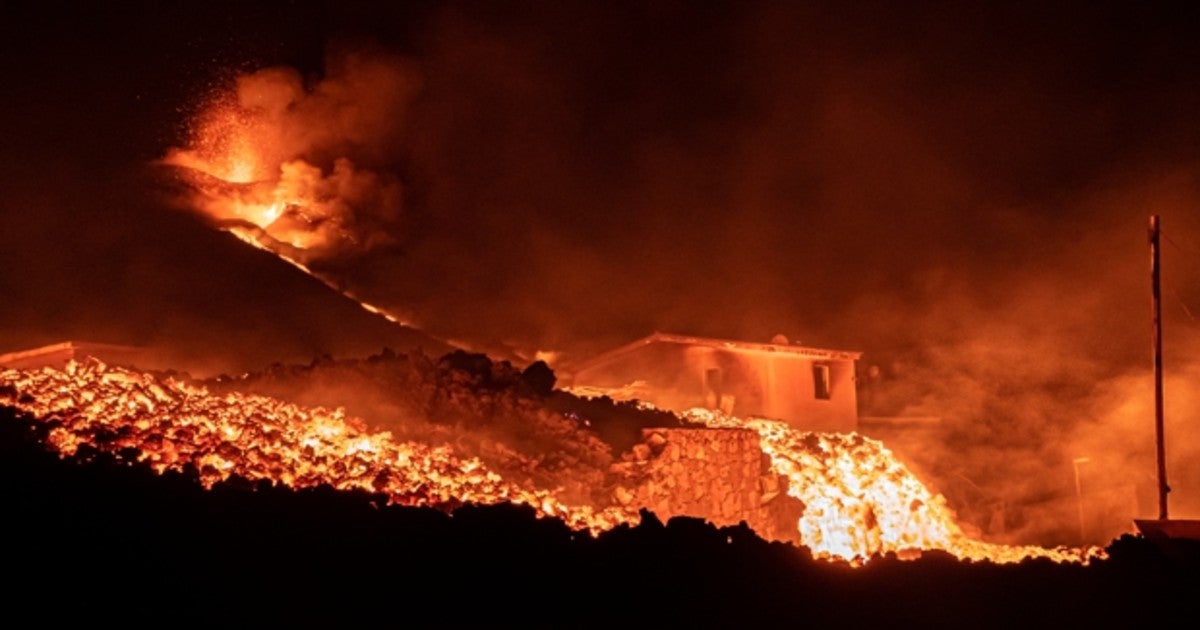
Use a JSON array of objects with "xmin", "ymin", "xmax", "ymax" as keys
[{"xmin": 3, "ymin": 408, "xmax": 1197, "ymax": 628}]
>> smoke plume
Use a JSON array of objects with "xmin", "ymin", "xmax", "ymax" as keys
[{"xmin": 163, "ymin": 45, "xmax": 420, "ymax": 268}]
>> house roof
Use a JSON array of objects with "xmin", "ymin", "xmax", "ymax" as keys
[
  {"xmin": 567, "ymin": 332, "xmax": 862, "ymax": 376},
  {"xmin": 0, "ymin": 340, "xmax": 147, "ymax": 368}
]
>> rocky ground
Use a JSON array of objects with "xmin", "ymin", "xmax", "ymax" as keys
[
  {"xmin": 3, "ymin": 405, "xmax": 1199, "ymax": 627},
  {"xmin": 204, "ymin": 348, "xmax": 685, "ymax": 508}
]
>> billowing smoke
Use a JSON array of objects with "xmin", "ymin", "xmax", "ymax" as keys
[
  {"xmin": 852, "ymin": 176, "xmax": 1200, "ymax": 542},
  {"xmin": 163, "ymin": 45, "xmax": 419, "ymax": 269}
]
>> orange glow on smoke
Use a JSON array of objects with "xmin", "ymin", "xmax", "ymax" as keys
[
  {"xmin": 162, "ymin": 78, "xmax": 335, "ymax": 256},
  {"xmin": 164, "ymin": 114, "xmax": 341, "ymax": 255},
  {"xmin": 1, "ymin": 360, "xmax": 1105, "ymax": 565},
  {"xmin": 161, "ymin": 84, "xmax": 414, "ymax": 327}
]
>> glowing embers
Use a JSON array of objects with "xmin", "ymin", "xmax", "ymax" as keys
[
  {"xmin": 684, "ymin": 408, "xmax": 1106, "ymax": 565},
  {"xmin": 0, "ymin": 359, "xmax": 634, "ymax": 536}
]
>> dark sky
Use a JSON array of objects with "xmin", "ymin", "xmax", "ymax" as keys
[{"xmin": 3, "ymin": 1, "xmax": 1200, "ymax": 517}]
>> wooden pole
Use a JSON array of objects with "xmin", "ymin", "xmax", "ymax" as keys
[
  {"xmin": 1150, "ymin": 214, "xmax": 1170, "ymax": 520},
  {"xmin": 1073, "ymin": 456, "xmax": 1089, "ymax": 543}
]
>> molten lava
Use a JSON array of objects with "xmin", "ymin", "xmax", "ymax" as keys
[
  {"xmin": 1, "ymin": 360, "xmax": 1105, "ymax": 565},
  {"xmin": 0, "ymin": 359, "xmax": 633, "ymax": 536},
  {"xmin": 685, "ymin": 408, "xmax": 1105, "ymax": 564}
]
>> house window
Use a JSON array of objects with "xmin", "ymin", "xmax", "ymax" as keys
[
  {"xmin": 813, "ymin": 363, "xmax": 831, "ymax": 400},
  {"xmin": 704, "ymin": 368, "xmax": 722, "ymax": 409},
  {"xmin": 704, "ymin": 368, "xmax": 723, "ymax": 392}
]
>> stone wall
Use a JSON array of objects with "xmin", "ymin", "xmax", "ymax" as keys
[{"xmin": 609, "ymin": 427, "xmax": 803, "ymax": 543}]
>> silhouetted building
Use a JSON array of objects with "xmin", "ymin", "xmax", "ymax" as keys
[
  {"xmin": 564, "ymin": 332, "xmax": 861, "ymax": 433},
  {"xmin": 0, "ymin": 340, "xmax": 153, "ymax": 371}
]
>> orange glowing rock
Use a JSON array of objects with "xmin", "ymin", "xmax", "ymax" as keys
[
  {"xmin": 1, "ymin": 359, "xmax": 636, "ymax": 537},
  {"xmin": 683, "ymin": 408, "xmax": 1106, "ymax": 565}
]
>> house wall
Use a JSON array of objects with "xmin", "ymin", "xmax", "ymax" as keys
[
  {"xmin": 0, "ymin": 343, "xmax": 151, "ymax": 372},
  {"xmin": 0, "ymin": 346, "xmax": 77, "ymax": 370},
  {"xmin": 679, "ymin": 347, "xmax": 856, "ymax": 433},
  {"xmin": 571, "ymin": 342, "xmax": 858, "ymax": 433}
]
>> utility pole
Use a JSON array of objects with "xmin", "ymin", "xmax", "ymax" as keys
[
  {"xmin": 1149, "ymin": 214, "xmax": 1170, "ymax": 520},
  {"xmin": 1073, "ymin": 456, "xmax": 1090, "ymax": 543}
]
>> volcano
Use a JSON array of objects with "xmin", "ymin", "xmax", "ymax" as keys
[{"xmin": 0, "ymin": 164, "xmax": 452, "ymax": 378}]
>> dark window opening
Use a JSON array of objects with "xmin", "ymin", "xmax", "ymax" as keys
[
  {"xmin": 813, "ymin": 363, "xmax": 831, "ymax": 400},
  {"xmin": 704, "ymin": 367, "xmax": 723, "ymax": 409}
]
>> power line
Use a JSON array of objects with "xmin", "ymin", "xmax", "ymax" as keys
[
  {"xmin": 1169, "ymin": 286, "xmax": 1197, "ymax": 322},
  {"xmin": 1162, "ymin": 229, "xmax": 1200, "ymax": 323},
  {"xmin": 1162, "ymin": 229, "xmax": 1200, "ymax": 273}
]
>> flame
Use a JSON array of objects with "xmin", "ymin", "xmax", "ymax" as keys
[{"xmin": 0, "ymin": 361, "xmax": 1106, "ymax": 565}]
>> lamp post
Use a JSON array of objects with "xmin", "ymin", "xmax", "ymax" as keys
[{"xmin": 1073, "ymin": 457, "xmax": 1091, "ymax": 543}]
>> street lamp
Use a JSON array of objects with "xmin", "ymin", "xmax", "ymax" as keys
[{"xmin": 1073, "ymin": 457, "xmax": 1091, "ymax": 543}]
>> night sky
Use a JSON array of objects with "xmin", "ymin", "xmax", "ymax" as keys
[{"xmin": 3, "ymin": 1, "xmax": 1200, "ymax": 522}]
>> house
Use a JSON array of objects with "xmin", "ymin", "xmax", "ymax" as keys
[
  {"xmin": 563, "ymin": 332, "xmax": 862, "ymax": 433},
  {"xmin": 0, "ymin": 340, "xmax": 156, "ymax": 372}
]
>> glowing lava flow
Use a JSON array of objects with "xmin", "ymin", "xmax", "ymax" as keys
[
  {"xmin": 0, "ymin": 360, "xmax": 635, "ymax": 536},
  {"xmin": 1, "ymin": 360, "xmax": 1106, "ymax": 565},
  {"xmin": 685, "ymin": 408, "xmax": 1107, "ymax": 565}
]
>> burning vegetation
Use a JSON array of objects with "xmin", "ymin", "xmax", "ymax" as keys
[{"xmin": 0, "ymin": 352, "xmax": 1104, "ymax": 565}]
